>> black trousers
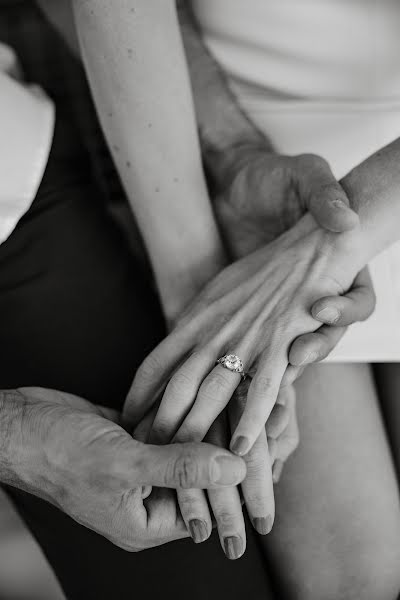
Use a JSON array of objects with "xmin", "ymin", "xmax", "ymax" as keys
[{"xmin": 0, "ymin": 112, "xmax": 273, "ymax": 600}]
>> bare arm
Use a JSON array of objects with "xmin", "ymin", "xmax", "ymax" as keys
[
  {"xmin": 71, "ymin": 0, "xmax": 226, "ymax": 321},
  {"xmin": 342, "ymin": 138, "xmax": 400, "ymax": 262}
]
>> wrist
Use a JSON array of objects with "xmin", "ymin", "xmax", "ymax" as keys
[
  {"xmin": 0, "ymin": 391, "xmax": 44, "ymax": 491},
  {"xmin": 289, "ymin": 213, "xmax": 367, "ymax": 294},
  {"xmin": 0, "ymin": 390, "xmax": 68, "ymax": 504}
]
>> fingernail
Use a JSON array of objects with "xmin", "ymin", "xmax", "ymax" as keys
[
  {"xmin": 315, "ymin": 307, "xmax": 340, "ymax": 324},
  {"xmin": 188, "ymin": 519, "xmax": 209, "ymax": 544},
  {"xmin": 212, "ymin": 455, "xmax": 245, "ymax": 486},
  {"xmin": 223, "ymin": 535, "xmax": 244, "ymax": 560},
  {"xmin": 252, "ymin": 515, "xmax": 273, "ymax": 535},
  {"xmin": 230, "ymin": 436, "xmax": 250, "ymax": 456},
  {"xmin": 331, "ymin": 198, "xmax": 349, "ymax": 210},
  {"xmin": 273, "ymin": 459, "xmax": 285, "ymax": 484}
]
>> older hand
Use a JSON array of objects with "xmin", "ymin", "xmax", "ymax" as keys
[
  {"xmin": 215, "ymin": 148, "xmax": 376, "ymax": 363},
  {"xmin": 2, "ymin": 387, "xmax": 246, "ymax": 552}
]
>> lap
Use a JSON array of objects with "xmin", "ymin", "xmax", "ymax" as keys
[{"xmin": 260, "ymin": 363, "xmax": 400, "ymax": 599}]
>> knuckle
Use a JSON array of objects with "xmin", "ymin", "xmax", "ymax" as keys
[
  {"xmin": 167, "ymin": 371, "xmax": 193, "ymax": 397},
  {"xmin": 136, "ymin": 353, "xmax": 164, "ymax": 384},
  {"xmin": 298, "ymin": 152, "xmax": 329, "ymax": 172},
  {"xmin": 252, "ymin": 375, "xmax": 276, "ymax": 395},
  {"xmin": 169, "ymin": 451, "xmax": 200, "ymax": 489},
  {"xmin": 245, "ymin": 451, "xmax": 267, "ymax": 478},
  {"xmin": 177, "ymin": 490, "xmax": 203, "ymax": 514},
  {"xmin": 214, "ymin": 510, "xmax": 236, "ymax": 529},
  {"xmin": 199, "ymin": 371, "xmax": 231, "ymax": 402}
]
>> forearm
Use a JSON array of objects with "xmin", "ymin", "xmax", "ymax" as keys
[
  {"xmin": 177, "ymin": 1, "xmax": 270, "ymax": 189},
  {"xmin": 340, "ymin": 137, "xmax": 400, "ymax": 266},
  {"xmin": 72, "ymin": 0, "xmax": 226, "ymax": 318}
]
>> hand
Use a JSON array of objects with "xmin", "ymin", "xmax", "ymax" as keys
[
  {"xmin": 124, "ymin": 213, "xmax": 363, "ymax": 457},
  {"xmin": 1, "ymin": 387, "xmax": 246, "ymax": 551},
  {"xmin": 215, "ymin": 148, "xmax": 376, "ymax": 362},
  {"xmin": 139, "ymin": 379, "xmax": 294, "ymax": 558}
]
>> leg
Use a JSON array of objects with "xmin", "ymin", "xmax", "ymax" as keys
[
  {"xmin": 261, "ymin": 363, "xmax": 400, "ymax": 600},
  {"xmin": 374, "ymin": 363, "xmax": 400, "ymax": 479}
]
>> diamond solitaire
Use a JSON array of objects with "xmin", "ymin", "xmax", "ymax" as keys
[{"xmin": 216, "ymin": 354, "xmax": 246, "ymax": 379}]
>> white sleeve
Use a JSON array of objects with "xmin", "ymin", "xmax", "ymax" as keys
[{"xmin": 0, "ymin": 70, "xmax": 55, "ymax": 244}]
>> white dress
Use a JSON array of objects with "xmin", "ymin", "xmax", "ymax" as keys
[{"xmin": 191, "ymin": 0, "xmax": 400, "ymax": 362}]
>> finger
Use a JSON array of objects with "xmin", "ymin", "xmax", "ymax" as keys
[
  {"xmin": 280, "ymin": 364, "xmax": 305, "ymax": 387},
  {"xmin": 149, "ymin": 349, "xmax": 216, "ymax": 444},
  {"xmin": 176, "ymin": 487, "xmax": 212, "ymax": 544},
  {"xmin": 133, "ymin": 441, "xmax": 246, "ymax": 489},
  {"xmin": 229, "ymin": 383, "xmax": 275, "ymax": 535},
  {"xmin": 144, "ymin": 487, "xmax": 188, "ymax": 543},
  {"xmin": 132, "ymin": 404, "xmax": 158, "ymax": 442},
  {"xmin": 123, "ymin": 331, "xmax": 194, "ymax": 429},
  {"xmin": 230, "ymin": 349, "xmax": 286, "ymax": 456},
  {"xmin": 312, "ymin": 268, "xmax": 376, "ymax": 327},
  {"xmin": 132, "ymin": 405, "xmax": 159, "ymax": 500},
  {"xmin": 265, "ymin": 402, "xmax": 290, "ymax": 440},
  {"xmin": 288, "ymin": 326, "xmax": 347, "ymax": 366},
  {"xmin": 267, "ymin": 437, "xmax": 278, "ymax": 463},
  {"xmin": 173, "ymin": 362, "xmax": 242, "ymax": 445},
  {"xmin": 298, "ymin": 154, "xmax": 359, "ymax": 232},
  {"xmin": 272, "ymin": 388, "xmax": 299, "ymax": 484},
  {"xmin": 174, "ymin": 405, "xmax": 224, "ymax": 545},
  {"xmin": 206, "ymin": 416, "xmax": 246, "ymax": 560}
]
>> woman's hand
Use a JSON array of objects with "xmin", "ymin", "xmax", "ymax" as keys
[
  {"xmin": 214, "ymin": 148, "xmax": 376, "ymax": 366},
  {"xmin": 124, "ymin": 213, "xmax": 363, "ymax": 455}
]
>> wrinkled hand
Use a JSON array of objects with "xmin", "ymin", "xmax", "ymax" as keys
[
  {"xmin": 3, "ymin": 387, "xmax": 246, "ymax": 552},
  {"xmin": 215, "ymin": 148, "xmax": 376, "ymax": 364},
  {"xmin": 124, "ymin": 213, "xmax": 364, "ymax": 457}
]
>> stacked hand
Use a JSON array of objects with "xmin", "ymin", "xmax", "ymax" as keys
[
  {"xmin": 1, "ymin": 387, "xmax": 245, "ymax": 551},
  {"xmin": 123, "ymin": 150, "xmax": 375, "ymax": 559}
]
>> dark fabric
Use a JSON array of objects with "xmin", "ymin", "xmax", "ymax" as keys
[
  {"xmin": 1, "ymin": 121, "xmax": 272, "ymax": 600},
  {"xmin": 0, "ymin": 4, "xmax": 273, "ymax": 600}
]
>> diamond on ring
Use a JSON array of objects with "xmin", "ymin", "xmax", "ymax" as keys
[{"xmin": 217, "ymin": 354, "xmax": 247, "ymax": 380}]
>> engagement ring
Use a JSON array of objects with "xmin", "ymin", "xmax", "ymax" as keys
[{"xmin": 216, "ymin": 354, "xmax": 247, "ymax": 380}]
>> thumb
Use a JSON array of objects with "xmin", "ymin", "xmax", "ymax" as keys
[
  {"xmin": 133, "ymin": 441, "xmax": 247, "ymax": 490},
  {"xmin": 299, "ymin": 155, "xmax": 359, "ymax": 232}
]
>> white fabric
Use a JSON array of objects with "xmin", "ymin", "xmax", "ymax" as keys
[
  {"xmin": 0, "ymin": 42, "xmax": 54, "ymax": 244},
  {"xmin": 191, "ymin": 0, "xmax": 400, "ymax": 361}
]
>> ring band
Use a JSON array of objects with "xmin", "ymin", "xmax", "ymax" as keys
[{"xmin": 216, "ymin": 354, "xmax": 247, "ymax": 380}]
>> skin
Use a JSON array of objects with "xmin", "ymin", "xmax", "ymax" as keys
[
  {"xmin": 125, "ymin": 213, "xmax": 364, "ymax": 445},
  {"xmin": 0, "ymin": 387, "xmax": 246, "ymax": 551},
  {"xmin": 51, "ymin": 0, "xmax": 369, "ymax": 556},
  {"xmin": 262, "ymin": 364, "xmax": 400, "ymax": 600},
  {"xmin": 35, "ymin": 0, "xmax": 377, "ymax": 563},
  {"xmin": 124, "ymin": 139, "xmax": 400, "ymax": 561}
]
